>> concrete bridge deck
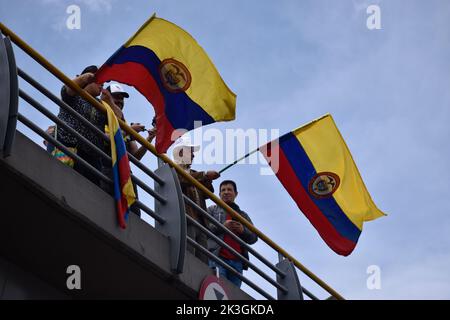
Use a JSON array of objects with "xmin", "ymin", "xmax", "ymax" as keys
[{"xmin": 0, "ymin": 132, "xmax": 252, "ymax": 300}]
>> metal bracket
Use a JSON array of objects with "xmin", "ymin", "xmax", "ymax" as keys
[
  {"xmin": 276, "ymin": 257, "xmax": 304, "ymax": 300},
  {"xmin": 154, "ymin": 163, "xmax": 186, "ymax": 274},
  {"xmin": 0, "ymin": 35, "xmax": 11, "ymax": 153},
  {"xmin": 0, "ymin": 35, "xmax": 18, "ymax": 157}
]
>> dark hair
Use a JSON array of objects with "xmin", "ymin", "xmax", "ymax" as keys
[
  {"xmin": 220, "ymin": 180, "xmax": 237, "ymax": 193},
  {"xmin": 80, "ymin": 65, "xmax": 98, "ymax": 75}
]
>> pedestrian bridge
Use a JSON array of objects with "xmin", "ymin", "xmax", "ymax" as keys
[{"xmin": 0, "ymin": 22, "xmax": 343, "ymax": 300}]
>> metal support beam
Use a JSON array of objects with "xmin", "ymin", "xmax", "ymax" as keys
[
  {"xmin": 154, "ymin": 163, "xmax": 186, "ymax": 274},
  {"xmin": 276, "ymin": 257, "xmax": 304, "ymax": 300},
  {"xmin": 0, "ymin": 36, "xmax": 18, "ymax": 156}
]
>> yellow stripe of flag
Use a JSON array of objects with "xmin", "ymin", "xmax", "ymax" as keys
[
  {"xmin": 126, "ymin": 16, "xmax": 236, "ymax": 121},
  {"xmin": 293, "ymin": 114, "xmax": 386, "ymax": 230}
]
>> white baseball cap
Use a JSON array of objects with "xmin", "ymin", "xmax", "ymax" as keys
[
  {"xmin": 172, "ymin": 135, "xmax": 200, "ymax": 153},
  {"xmin": 107, "ymin": 83, "xmax": 129, "ymax": 98},
  {"xmin": 172, "ymin": 135, "xmax": 200, "ymax": 164}
]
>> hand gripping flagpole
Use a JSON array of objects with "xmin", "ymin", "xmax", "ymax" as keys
[{"xmin": 218, "ymin": 147, "xmax": 260, "ymax": 174}]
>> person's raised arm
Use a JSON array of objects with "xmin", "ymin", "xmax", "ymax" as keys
[
  {"xmin": 129, "ymin": 127, "xmax": 156, "ymax": 160},
  {"xmin": 65, "ymin": 73, "xmax": 96, "ymax": 96}
]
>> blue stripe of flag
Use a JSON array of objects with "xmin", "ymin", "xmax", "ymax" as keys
[{"xmin": 279, "ymin": 132, "xmax": 361, "ymax": 243}]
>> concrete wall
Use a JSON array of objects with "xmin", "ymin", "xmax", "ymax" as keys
[
  {"xmin": 0, "ymin": 132, "xmax": 253, "ymax": 300},
  {"xmin": 0, "ymin": 257, "xmax": 69, "ymax": 299}
]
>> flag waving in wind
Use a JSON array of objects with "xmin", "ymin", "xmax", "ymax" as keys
[
  {"xmin": 103, "ymin": 101, "xmax": 136, "ymax": 229},
  {"xmin": 96, "ymin": 14, "xmax": 236, "ymax": 153},
  {"xmin": 260, "ymin": 114, "xmax": 386, "ymax": 256}
]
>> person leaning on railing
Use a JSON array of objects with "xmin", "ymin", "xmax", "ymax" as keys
[
  {"xmin": 207, "ymin": 180, "xmax": 258, "ymax": 288},
  {"xmin": 56, "ymin": 65, "xmax": 114, "ymax": 187},
  {"xmin": 172, "ymin": 136, "xmax": 220, "ymax": 264}
]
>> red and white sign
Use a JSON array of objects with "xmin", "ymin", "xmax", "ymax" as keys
[{"xmin": 198, "ymin": 275, "xmax": 229, "ymax": 300}]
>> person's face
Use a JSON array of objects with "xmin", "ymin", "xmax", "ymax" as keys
[
  {"xmin": 86, "ymin": 82, "xmax": 103, "ymax": 97},
  {"xmin": 112, "ymin": 93, "xmax": 125, "ymax": 109},
  {"xmin": 178, "ymin": 147, "xmax": 195, "ymax": 165},
  {"xmin": 220, "ymin": 183, "xmax": 237, "ymax": 204}
]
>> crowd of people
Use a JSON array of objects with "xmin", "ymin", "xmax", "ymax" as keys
[{"xmin": 44, "ymin": 65, "xmax": 258, "ymax": 288}]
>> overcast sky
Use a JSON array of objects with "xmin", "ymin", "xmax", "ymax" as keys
[{"xmin": 1, "ymin": 0, "xmax": 450, "ymax": 299}]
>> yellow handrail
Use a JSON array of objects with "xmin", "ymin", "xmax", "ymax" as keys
[{"xmin": 0, "ymin": 22, "xmax": 344, "ymax": 300}]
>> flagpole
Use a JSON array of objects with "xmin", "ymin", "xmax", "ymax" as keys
[
  {"xmin": 124, "ymin": 12, "xmax": 157, "ymax": 47},
  {"xmin": 219, "ymin": 147, "xmax": 260, "ymax": 174}
]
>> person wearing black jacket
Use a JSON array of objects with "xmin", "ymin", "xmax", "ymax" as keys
[{"xmin": 207, "ymin": 180, "xmax": 258, "ymax": 288}]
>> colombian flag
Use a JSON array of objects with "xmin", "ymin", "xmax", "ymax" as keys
[
  {"xmin": 103, "ymin": 101, "xmax": 136, "ymax": 229},
  {"xmin": 260, "ymin": 114, "xmax": 385, "ymax": 256},
  {"xmin": 96, "ymin": 14, "xmax": 236, "ymax": 153}
]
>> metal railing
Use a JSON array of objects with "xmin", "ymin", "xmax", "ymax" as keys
[
  {"xmin": 0, "ymin": 21, "xmax": 345, "ymax": 300},
  {"xmin": 16, "ymin": 70, "xmax": 166, "ymax": 222}
]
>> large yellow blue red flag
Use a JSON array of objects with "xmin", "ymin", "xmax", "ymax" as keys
[
  {"xmin": 103, "ymin": 101, "xmax": 136, "ymax": 229},
  {"xmin": 96, "ymin": 14, "xmax": 236, "ymax": 153},
  {"xmin": 260, "ymin": 114, "xmax": 385, "ymax": 256}
]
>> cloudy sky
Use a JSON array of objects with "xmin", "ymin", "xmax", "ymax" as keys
[{"xmin": 1, "ymin": 0, "xmax": 450, "ymax": 299}]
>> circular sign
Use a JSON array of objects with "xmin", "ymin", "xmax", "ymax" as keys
[
  {"xmin": 308, "ymin": 172, "xmax": 340, "ymax": 199},
  {"xmin": 198, "ymin": 275, "xmax": 229, "ymax": 300},
  {"xmin": 159, "ymin": 58, "xmax": 191, "ymax": 93}
]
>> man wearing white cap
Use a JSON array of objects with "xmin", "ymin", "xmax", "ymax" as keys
[
  {"xmin": 101, "ymin": 83, "xmax": 156, "ymax": 160},
  {"xmin": 100, "ymin": 83, "xmax": 156, "ymax": 217},
  {"xmin": 173, "ymin": 136, "xmax": 220, "ymax": 264}
]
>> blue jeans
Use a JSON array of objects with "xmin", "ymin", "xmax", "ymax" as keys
[{"xmin": 209, "ymin": 258, "xmax": 244, "ymax": 288}]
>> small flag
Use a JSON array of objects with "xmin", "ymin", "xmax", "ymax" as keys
[{"xmin": 103, "ymin": 101, "xmax": 136, "ymax": 229}]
